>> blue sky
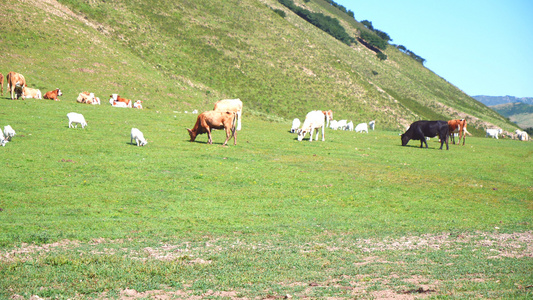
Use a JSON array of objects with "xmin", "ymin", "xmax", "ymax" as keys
[{"xmin": 333, "ymin": 0, "xmax": 533, "ymax": 97}]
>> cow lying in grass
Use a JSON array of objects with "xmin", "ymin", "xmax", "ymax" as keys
[
  {"xmin": 187, "ymin": 111, "xmax": 237, "ymax": 146},
  {"xmin": 401, "ymin": 120, "xmax": 449, "ymax": 150}
]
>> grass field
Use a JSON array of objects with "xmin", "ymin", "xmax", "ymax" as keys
[{"xmin": 1, "ymin": 98, "xmax": 532, "ymax": 299}]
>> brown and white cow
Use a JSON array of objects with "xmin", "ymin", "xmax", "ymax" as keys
[
  {"xmin": 22, "ymin": 87, "xmax": 42, "ymax": 99},
  {"xmin": 187, "ymin": 111, "xmax": 237, "ymax": 146},
  {"xmin": 447, "ymin": 119, "xmax": 470, "ymax": 145},
  {"xmin": 109, "ymin": 94, "xmax": 132, "ymax": 107},
  {"xmin": 322, "ymin": 110, "xmax": 333, "ymax": 127},
  {"xmin": 43, "ymin": 88, "xmax": 63, "ymax": 101},
  {"xmin": 214, "ymin": 99, "xmax": 242, "ymax": 131},
  {"xmin": 0, "ymin": 73, "xmax": 4, "ymax": 96},
  {"xmin": 6, "ymin": 72, "xmax": 26, "ymax": 100}
]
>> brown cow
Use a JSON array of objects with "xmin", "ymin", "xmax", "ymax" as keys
[
  {"xmin": 0, "ymin": 72, "xmax": 4, "ymax": 96},
  {"xmin": 6, "ymin": 72, "xmax": 26, "ymax": 100},
  {"xmin": 448, "ymin": 119, "xmax": 471, "ymax": 145},
  {"xmin": 109, "ymin": 94, "xmax": 132, "ymax": 107},
  {"xmin": 43, "ymin": 88, "xmax": 63, "ymax": 101},
  {"xmin": 187, "ymin": 111, "xmax": 237, "ymax": 146},
  {"xmin": 213, "ymin": 99, "xmax": 242, "ymax": 131}
]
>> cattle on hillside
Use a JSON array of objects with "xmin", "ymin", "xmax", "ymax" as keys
[
  {"xmin": 109, "ymin": 94, "xmax": 132, "ymax": 107},
  {"xmin": 131, "ymin": 128, "xmax": 148, "ymax": 146},
  {"xmin": 515, "ymin": 129, "xmax": 529, "ymax": 141},
  {"xmin": 43, "ymin": 88, "xmax": 63, "ymax": 101},
  {"xmin": 67, "ymin": 112, "xmax": 87, "ymax": 129},
  {"xmin": 187, "ymin": 111, "xmax": 237, "ymax": 146},
  {"xmin": 77, "ymin": 92, "xmax": 100, "ymax": 105},
  {"xmin": 298, "ymin": 110, "xmax": 326, "ymax": 142},
  {"xmin": 355, "ymin": 123, "xmax": 368, "ymax": 133},
  {"xmin": 401, "ymin": 120, "xmax": 449, "ymax": 150},
  {"xmin": 448, "ymin": 119, "xmax": 470, "ymax": 145},
  {"xmin": 22, "ymin": 87, "xmax": 42, "ymax": 99},
  {"xmin": 6, "ymin": 72, "xmax": 26, "ymax": 100},
  {"xmin": 214, "ymin": 99, "xmax": 243, "ymax": 131}
]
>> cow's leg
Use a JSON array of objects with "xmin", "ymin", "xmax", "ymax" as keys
[
  {"xmin": 309, "ymin": 127, "xmax": 314, "ymax": 141},
  {"xmin": 315, "ymin": 127, "xmax": 320, "ymax": 141},
  {"xmin": 207, "ymin": 128, "xmax": 213, "ymax": 144},
  {"xmin": 321, "ymin": 125, "xmax": 325, "ymax": 141}
]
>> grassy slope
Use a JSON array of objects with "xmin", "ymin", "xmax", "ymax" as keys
[{"xmin": 1, "ymin": 0, "xmax": 515, "ymax": 133}]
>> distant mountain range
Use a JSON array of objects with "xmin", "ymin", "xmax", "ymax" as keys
[
  {"xmin": 472, "ymin": 95, "xmax": 533, "ymax": 106},
  {"xmin": 473, "ymin": 96, "xmax": 533, "ymax": 129}
]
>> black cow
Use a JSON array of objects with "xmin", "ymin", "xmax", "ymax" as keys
[{"xmin": 401, "ymin": 120, "xmax": 449, "ymax": 150}]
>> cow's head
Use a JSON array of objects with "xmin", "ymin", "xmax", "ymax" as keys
[
  {"xmin": 57, "ymin": 89, "xmax": 63, "ymax": 96},
  {"xmin": 187, "ymin": 129, "xmax": 197, "ymax": 142},
  {"xmin": 401, "ymin": 133, "xmax": 410, "ymax": 146},
  {"xmin": 297, "ymin": 129, "xmax": 307, "ymax": 141}
]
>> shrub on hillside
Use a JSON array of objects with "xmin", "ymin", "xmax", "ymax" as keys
[
  {"xmin": 359, "ymin": 31, "xmax": 387, "ymax": 50},
  {"xmin": 278, "ymin": 0, "xmax": 355, "ymax": 46},
  {"xmin": 272, "ymin": 8, "xmax": 286, "ymax": 18}
]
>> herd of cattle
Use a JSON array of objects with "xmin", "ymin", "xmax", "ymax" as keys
[{"xmin": 0, "ymin": 71, "xmax": 529, "ymax": 148}]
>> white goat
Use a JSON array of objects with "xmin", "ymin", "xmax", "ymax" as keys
[
  {"xmin": 345, "ymin": 121, "xmax": 354, "ymax": 131},
  {"xmin": 355, "ymin": 123, "xmax": 368, "ymax": 133},
  {"xmin": 3, "ymin": 125, "xmax": 16, "ymax": 141},
  {"xmin": 515, "ymin": 129, "xmax": 529, "ymax": 141},
  {"xmin": 291, "ymin": 118, "xmax": 301, "ymax": 133},
  {"xmin": 131, "ymin": 128, "xmax": 148, "ymax": 146},
  {"xmin": 67, "ymin": 112, "xmax": 87, "ymax": 128},
  {"xmin": 485, "ymin": 128, "xmax": 502, "ymax": 139},
  {"xmin": 369, "ymin": 120, "xmax": 375, "ymax": 130},
  {"xmin": 298, "ymin": 110, "xmax": 326, "ymax": 142}
]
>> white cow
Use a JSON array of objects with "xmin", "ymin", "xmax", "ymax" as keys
[
  {"xmin": 3, "ymin": 125, "xmax": 16, "ymax": 141},
  {"xmin": 331, "ymin": 120, "xmax": 347, "ymax": 130},
  {"xmin": 67, "ymin": 112, "xmax": 87, "ymax": 128},
  {"xmin": 298, "ymin": 110, "xmax": 326, "ymax": 142},
  {"xmin": 22, "ymin": 87, "xmax": 42, "ymax": 99},
  {"xmin": 485, "ymin": 128, "xmax": 502, "ymax": 139},
  {"xmin": 329, "ymin": 120, "xmax": 338, "ymax": 130},
  {"xmin": 214, "ymin": 99, "xmax": 243, "ymax": 131},
  {"xmin": 369, "ymin": 120, "xmax": 376, "ymax": 130},
  {"xmin": 345, "ymin": 121, "xmax": 354, "ymax": 131},
  {"xmin": 515, "ymin": 129, "xmax": 529, "ymax": 141},
  {"xmin": 355, "ymin": 123, "xmax": 368, "ymax": 133},
  {"xmin": 291, "ymin": 118, "xmax": 301, "ymax": 133},
  {"xmin": 131, "ymin": 128, "xmax": 148, "ymax": 146}
]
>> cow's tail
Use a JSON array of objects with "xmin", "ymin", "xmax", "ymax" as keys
[
  {"xmin": 464, "ymin": 127, "xmax": 472, "ymax": 136},
  {"xmin": 230, "ymin": 112, "xmax": 237, "ymax": 138}
]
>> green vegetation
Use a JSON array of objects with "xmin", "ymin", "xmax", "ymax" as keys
[
  {"xmin": 0, "ymin": 99, "xmax": 532, "ymax": 298},
  {"xmin": 0, "ymin": 1, "xmax": 531, "ymax": 297}
]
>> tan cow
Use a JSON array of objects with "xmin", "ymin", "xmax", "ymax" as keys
[
  {"xmin": 22, "ymin": 87, "xmax": 42, "ymax": 99},
  {"xmin": 187, "ymin": 111, "xmax": 237, "ymax": 146},
  {"xmin": 214, "ymin": 99, "xmax": 242, "ymax": 131},
  {"xmin": 447, "ymin": 119, "xmax": 471, "ymax": 145},
  {"xmin": 6, "ymin": 72, "xmax": 26, "ymax": 100},
  {"xmin": 0, "ymin": 72, "xmax": 4, "ymax": 96}
]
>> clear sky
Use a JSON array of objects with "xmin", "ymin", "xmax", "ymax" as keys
[{"xmin": 333, "ymin": 0, "xmax": 533, "ymax": 98}]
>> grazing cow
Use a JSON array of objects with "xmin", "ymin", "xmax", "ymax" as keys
[
  {"xmin": 43, "ymin": 88, "xmax": 62, "ymax": 101},
  {"xmin": 298, "ymin": 110, "xmax": 326, "ymax": 142},
  {"xmin": 291, "ymin": 118, "xmax": 301, "ymax": 133},
  {"xmin": 109, "ymin": 94, "xmax": 132, "ymax": 107},
  {"xmin": 330, "ymin": 120, "xmax": 347, "ymax": 130},
  {"xmin": 329, "ymin": 120, "xmax": 338, "ymax": 130},
  {"xmin": 131, "ymin": 128, "xmax": 148, "ymax": 146},
  {"xmin": 485, "ymin": 128, "xmax": 502, "ymax": 139},
  {"xmin": 345, "ymin": 121, "xmax": 354, "ymax": 131},
  {"xmin": 322, "ymin": 110, "xmax": 333, "ymax": 127},
  {"xmin": 447, "ymin": 119, "xmax": 470, "ymax": 145},
  {"xmin": 22, "ymin": 87, "xmax": 42, "ymax": 99},
  {"xmin": 3, "ymin": 125, "xmax": 16, "ymax": 141},
  {"xmin": 67, "ymin": 112, "xmax": 87, "ymax": 128},
  {"xmin": 187, "ymin": 111, "xmax": 237, "ymax": 146},
  {"xmin": 401, "ymin": 120, "xmax": 449, "ymax": 150},
  {"xmin": 6, "ymin": 72, "xmax": 26, "ymax": 100},
  {"xmin": 369, "ymin": 120, "xmax": 376, "ymax": 130},
  {"xmin": 133, "ymin": 100, "xmax": 143, "ymax": 109},
  {"xmin": 355, "ymin": 123, "xmax": 368, "ymax": 133},
  {"xmin": 515, "ymin": 129, "xmax": 529, "ymax": 141},
  {"xmin": 214, "ymin": 99, "xmax": 243, "ymax": 131},
  {"xmin": 0, "ymin": 72, "xmax": 3, "ymax": 96}
]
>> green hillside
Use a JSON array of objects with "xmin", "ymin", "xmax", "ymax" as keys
[
  {"xmin": 1, "ymin": 0, "xmax": 516, "ymax": 133},
  {"xmin": 491, "ymin": 102, "xmax": 533, "ymax": 129}
]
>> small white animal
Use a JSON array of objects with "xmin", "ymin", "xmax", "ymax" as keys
[
  {"xmin": 133, "ymin": 100, "xmax": 143, "ymax": 109},
  {"xmin": 291, "ymin": 118, "xmax": 301, "ymax": 133},
  {"xmin": 4, "ymin": 125, "xmax": 16, "ymax": 141},
  {"xmin": 345, "ymin": 121, "xmax": 354, "ymax": 131},
  {"xmin": 131, "ymin": 128, "xmax": 148, "ymax": 146},
  {"xmin": 485, "ymin": 128, "xmax": 502, "ymax": 139},
  {"xmin": 0, "ymin": 130, "xmax": 8, "ymax": 147},
  {"xmin": 67, "ymin": 112, "xmax": 87, "ymax": 128},
  {"xmin": 355, "ymin": 123, "xmax": 368, "ymax": 133}
]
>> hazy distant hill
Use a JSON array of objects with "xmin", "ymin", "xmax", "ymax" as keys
[
  {"xmin": 490, "ymin": 102, "xmax": 533, "ymax": 129},
  {"xmin": 472, "ymin": 95, "xmax": 533, "ymax": 106}
]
